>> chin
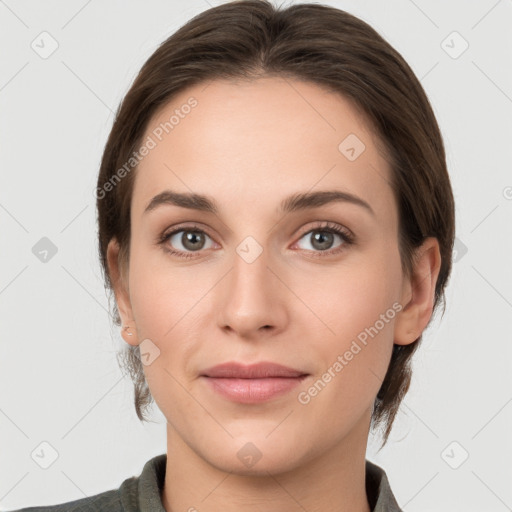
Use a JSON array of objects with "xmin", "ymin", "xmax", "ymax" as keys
[
  {"xmin": 209, "ymin": 450, "xmax": 303, "ymax": 477},
  {"xmin": 200, "ymin": 434, "xmax": 308, "ymax": 477}
]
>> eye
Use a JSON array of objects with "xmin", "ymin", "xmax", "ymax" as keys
[
  {"xmin": 158, "ymin": 221, "xmax": 355, "ymax": 259},
  {"xmin": 292, "ymin": 222, "xmax": 354, "ymax": 256},
  {"xmin": 158, "ymin": 224, "xmax": 216, "ymax": 259}
]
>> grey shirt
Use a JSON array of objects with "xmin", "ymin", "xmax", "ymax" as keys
[{"xmin": 9, "ymin": 454, "xmax": 403, "ymax": 511}]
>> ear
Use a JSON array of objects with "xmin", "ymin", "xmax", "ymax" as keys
[
  {"xmin": 106, "ymin": 238, "xmax": 139, "ymax": 346},
  {"xmin": 394, "ymin": 237, "xmax": 442, "ymax": 346}
]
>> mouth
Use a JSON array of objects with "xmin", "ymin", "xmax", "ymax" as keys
[{"xmin": 200, "ymin": 361, "xmax": 309, "ymax": 403}]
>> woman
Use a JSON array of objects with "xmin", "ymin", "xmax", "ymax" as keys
[{"xmin": 11, "ymin": 0, "xmax": 454, "ymax": 510}]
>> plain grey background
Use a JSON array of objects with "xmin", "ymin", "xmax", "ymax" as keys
[{"xmin": 1, "ymin": 0, "xmax": 511, "ymax": 510}]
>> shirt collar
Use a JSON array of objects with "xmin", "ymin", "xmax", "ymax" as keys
[
  {"xmin": 365, "ymin": 459, "xmax": 403, "ymax": 511},
  {"xmin": 122, "ymin": 454, "xmax": 402, "ymax": 511}
]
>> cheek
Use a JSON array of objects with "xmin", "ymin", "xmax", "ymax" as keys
[
  {"xmin": 127, "ymin": 247, "xmax": 212, "ymax": 377},
  {"xmin": 128, "ymin": 256, "xmax": 207, "ymax": 418},
  {"xmin": 300, "ymin": 253, "xmax": 401, "ymax": 338},
  {"xmin": 292, "ymin": 276, "xmax": 399, "ymax": 442},
  {"xmin": 300, "ymin": 250, "xmax": 402, "ymax": 389},
  {"xmin": 128, "ymin": 243, "xmax": 192, "ymax": 336}
]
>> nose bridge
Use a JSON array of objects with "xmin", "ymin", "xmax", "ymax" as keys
[
  {"xmin": 231, "ymin": 238, "xmax": 273, "ymax": 307},
  {"xmin": 217, "ymin": 235, "xmax": 286, "ymax": 335}
]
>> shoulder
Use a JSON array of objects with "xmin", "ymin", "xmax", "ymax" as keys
[
  {"xmin": 5, "ymin": 454, "xmax": 167, "ymax": 512},
  {"xmin": 6, "ymin": 470, "xmax": 142, "ymax": 512},
  {"xmin": 5, "ymin": 486, "xmax": 126, "ymax": 512}
]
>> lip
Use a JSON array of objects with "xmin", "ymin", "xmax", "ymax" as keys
[
  {"xmin": 201, "ymin": 361, "xmax": 307, "ymax": 379},
  {"xmin": 200, "ymin": 362, "xmax": 309, "ymax": 403}
]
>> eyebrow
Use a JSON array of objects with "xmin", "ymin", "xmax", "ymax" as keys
[{"xmin": 143, "ymin": 189, "xmax": 375, "ymax": 217}]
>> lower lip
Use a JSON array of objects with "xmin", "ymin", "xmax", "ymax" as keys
[{"xmin": 202, "ymin": 376, "xmax": 307, "ymax": 403}]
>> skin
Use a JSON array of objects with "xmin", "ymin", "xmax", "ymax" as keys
[{"xmin": 107, "ymin": 77, "xmax": 441, "ymax": 512}]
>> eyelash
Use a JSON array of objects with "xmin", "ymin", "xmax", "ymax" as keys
[{"xmin": 157, "ymin": 221, "xmax": 355, "ymax": 260}]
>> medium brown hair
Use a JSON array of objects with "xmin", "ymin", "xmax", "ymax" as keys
[{"xmin": 96, "ymin": 0, "xmax": 455, "ymax": 447}]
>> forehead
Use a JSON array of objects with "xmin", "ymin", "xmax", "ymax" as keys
[{"xmin": 132, "ymin": 77, "xmax": 395, "ymax": 222}]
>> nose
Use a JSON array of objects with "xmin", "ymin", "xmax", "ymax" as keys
[{"xmin": 216, "ymin": 246, "xmax": 288, "ymax": 340}]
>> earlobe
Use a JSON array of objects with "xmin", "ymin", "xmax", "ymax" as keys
[
  {"xmin": 106, "ymin": 238, "xmax": 139, "ymax": 346},
  {"xmin": 394, "ymin": 237, "xmax": 442, "ymax": 346},
  {"xmin": 122, "ymin": 324, "xmax": 138, "ymax": 344}
]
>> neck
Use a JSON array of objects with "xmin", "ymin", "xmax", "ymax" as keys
[{"xmin": 162, "ymin": 412, "xmax": 372, "ymax": 512}]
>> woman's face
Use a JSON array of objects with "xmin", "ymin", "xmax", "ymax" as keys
[{"xmin": 111, "ymin": 77, "xmax": 414, "ymax": 474}]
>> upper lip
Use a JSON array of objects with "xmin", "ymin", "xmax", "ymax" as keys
[{"xmin": 201, "ymin": 362, "xmax": 308, "ymax": 379}]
